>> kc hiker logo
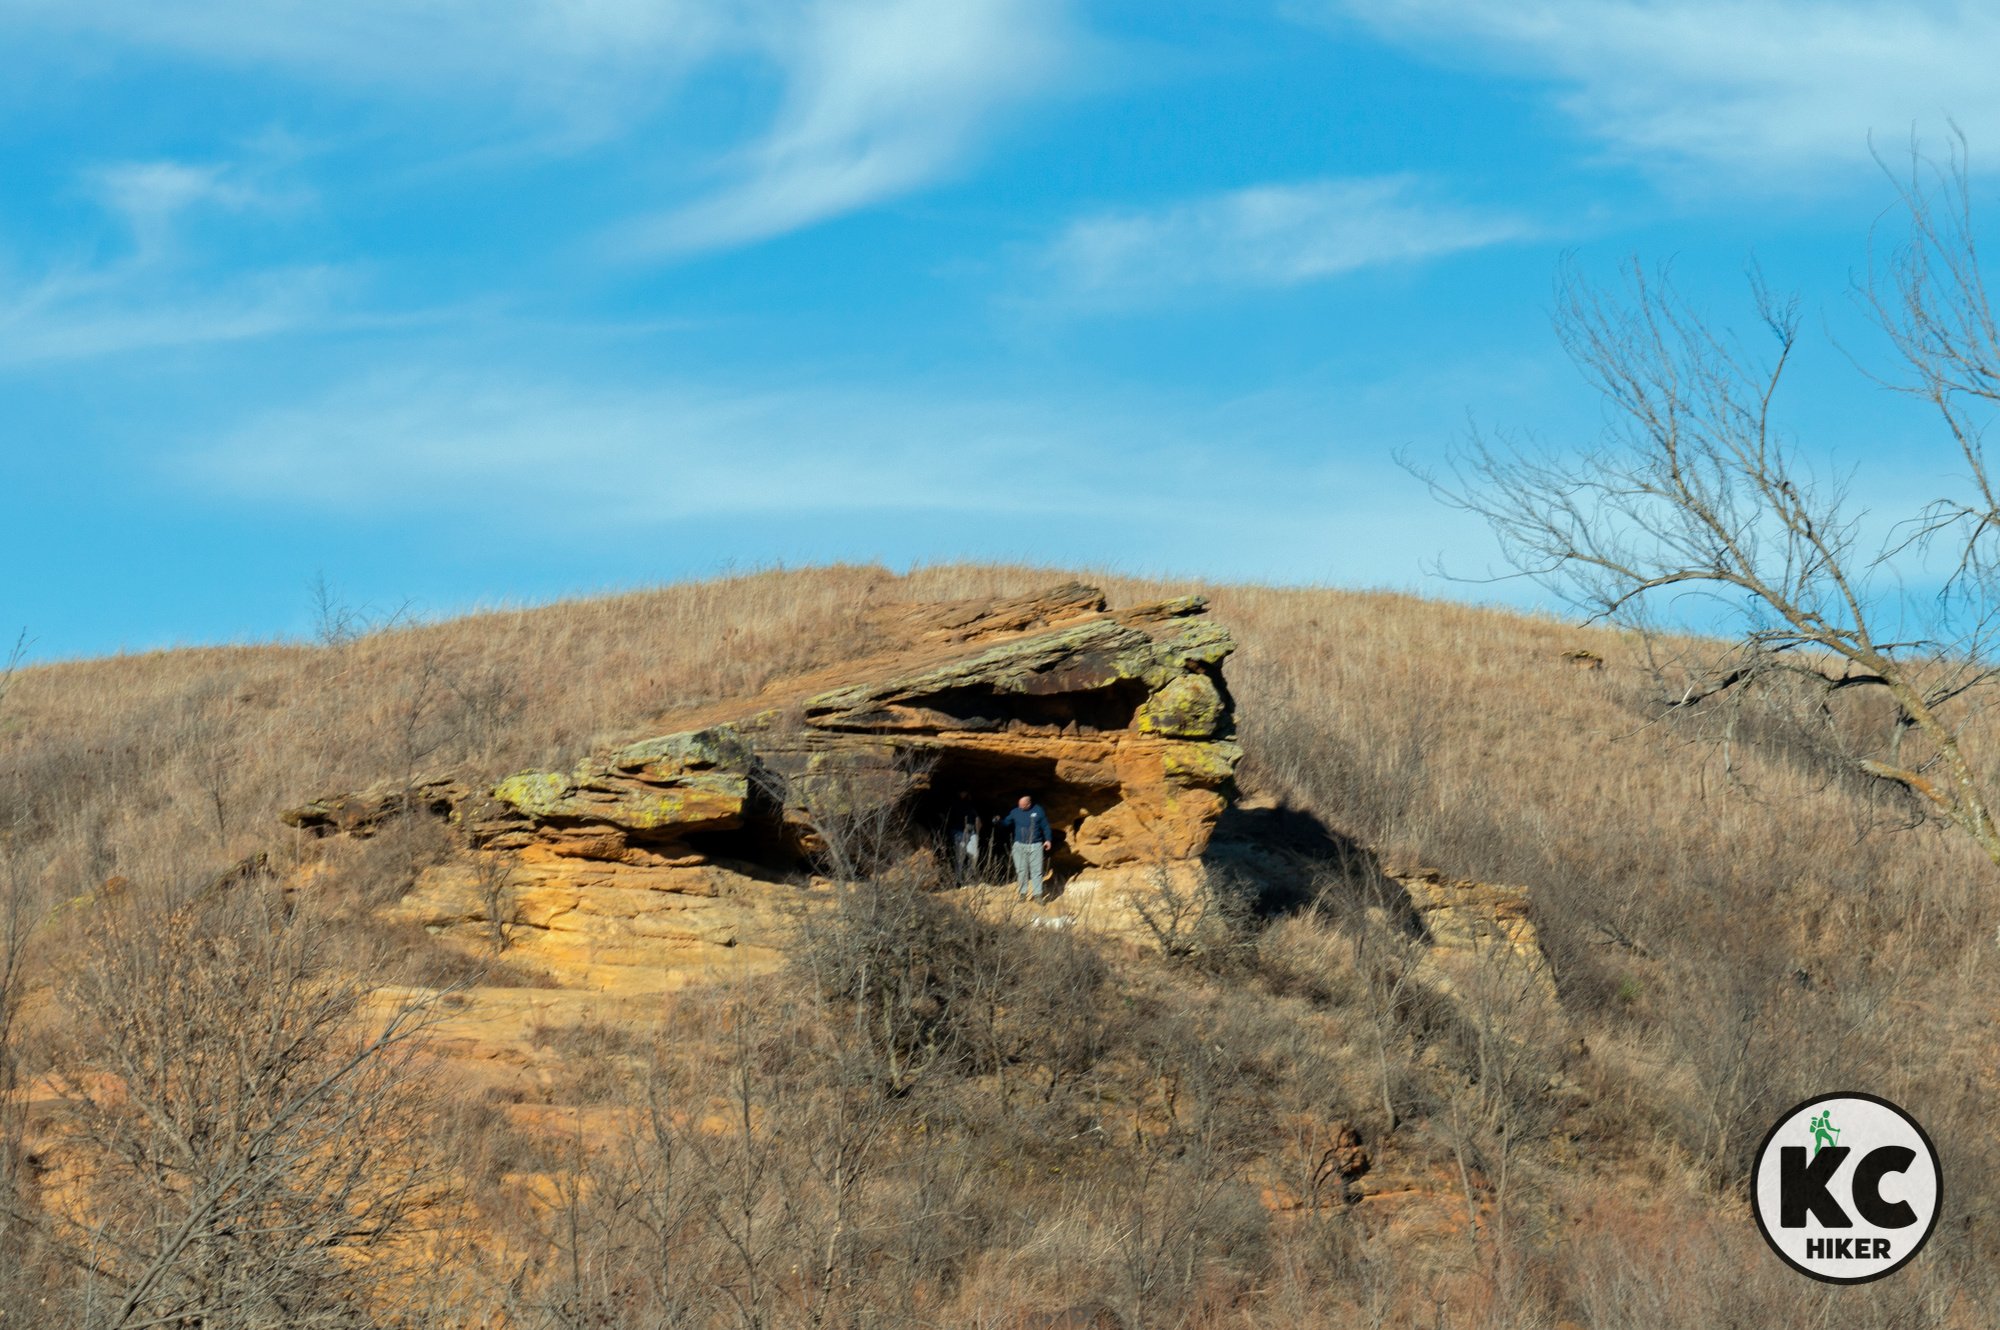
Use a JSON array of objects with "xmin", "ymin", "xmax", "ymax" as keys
[{"xmin": 1751, "ymin": 1092, "xmax": 1942, "ymax": 1283}]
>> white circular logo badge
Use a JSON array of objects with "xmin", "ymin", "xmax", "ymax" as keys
[{"xmin": 1751, "ymin": 1092, "xmax": 1941, "ymax": 1284}]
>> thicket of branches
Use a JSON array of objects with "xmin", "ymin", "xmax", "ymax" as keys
[{"xmin": 1425, "ymin": 137, "xmax": 2000, "ymax": 871}]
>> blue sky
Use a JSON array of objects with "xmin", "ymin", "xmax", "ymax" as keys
[{"xmin": 6, "ymin": 0, "xmax": 1998, "ymax": 661}]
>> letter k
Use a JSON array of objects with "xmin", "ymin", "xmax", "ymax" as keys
[{"xmin": 1780, "ymin": 1145, "xmax": 1852, "ymax": 1228}]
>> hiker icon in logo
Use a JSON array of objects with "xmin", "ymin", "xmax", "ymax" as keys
[
  {"xmin": 1751, "ymin": 1092, "xmax": 1942, "ymax": 1284},
  {"xmin": 1809, "ymin": 1110, "xmax": 1839, "ymax": 1157}
]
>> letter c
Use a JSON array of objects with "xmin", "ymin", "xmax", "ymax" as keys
[{"xmin": 1851, "ymin": 1146, "xmax": 1918, "ymax": 1229}]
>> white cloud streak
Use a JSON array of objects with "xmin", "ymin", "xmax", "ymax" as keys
[
  {"xmin": 192, "ymin": 370, "xmax": 1159, "ymax": 521},
  {"xmin": 0, "ymin": 154, "xmax": 338, "ymax": 364},
  {"xmin": 4, "ymin": 0, "xmax": 1079, "ymax": 253},
  {"xmin": 79, "ymin": 159, "xmax": 303, "ymax": 259},
  {"xmin": 0, "ymin": 264, "xmax": 348, "ymax": 365},
  {"xmin": 1325, "ymin": 0, "xmax": 2000, "ymax": 182},
  {"xmin": 1039, "ymin": 176, "xmax": 1537, "ymax": 307},
  {"xmin": 0, "ymin": 0, "xmax": 729, "ymax": 103},
  {"xmin": 619, "ymin": 0, "xmax": 1074, "ymax": 253}
]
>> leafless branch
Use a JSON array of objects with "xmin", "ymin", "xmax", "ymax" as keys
[{"xmin": 1419, "ymin": 154, "xmax": 2000, "ymax": 871}]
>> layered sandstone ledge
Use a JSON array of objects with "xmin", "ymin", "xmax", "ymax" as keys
[
  {"xmin": 283, "ymin": 584, "xmax": 1246, "ymax": 985},
  {"xmin": 288, "ymin": 583, "xmax": 1240, "ymax": 870}
]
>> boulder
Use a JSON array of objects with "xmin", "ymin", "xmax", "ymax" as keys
[
  {"xmin": 281, "ymin": 774, "xmax": 467, "ymax": 837},
  {"xmin": 488, "ymin": 728, "xmax": 754, "ymax": 839}
]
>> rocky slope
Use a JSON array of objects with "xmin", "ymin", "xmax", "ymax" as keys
[{"xmin": 284, "ymin": 583, "xmax": 1549, "ymax": 1010}]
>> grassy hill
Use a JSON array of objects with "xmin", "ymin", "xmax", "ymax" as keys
[{"xmin": 2, "ymin": 565, "xmax": 1994, "ymax": 1328}]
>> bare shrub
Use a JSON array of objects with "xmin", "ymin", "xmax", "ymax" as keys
[
  {"xmin": 36, "ymin": 878, "xmax": 452, "ymax": 1330},
  {"xmin": 1132, "ymin": 862, "xmax": 1259, "ymax": 971},
  {"xmin": 316, "ymin": 809, "xmax": 457, "ymax": 914},
  {"xmin": 0, "ymin": 843, "xmax": 53, "ymax": 1322},
  {"xmin": 995, "ymin": 916, "xmax": 1115, "ymax": 1110},
  {"xmin": 1256, "ymin": 909, "xmax": 1364, "ymax": 1008},
  {"xmin": 498, "ymin": 985, "xmax": 916, "ymax": 1330},
  {"xmin": 792, "ymin": 867, "xmax": 1003, "ymax": 1098},
  {"xmin": 470, "ymin": 853, "xmax": 517, "ymax": 954}
]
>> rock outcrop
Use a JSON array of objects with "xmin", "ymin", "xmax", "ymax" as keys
[
  {"xmin": 282, "ymin": 583, "xmax": 1243, "ymax": 988},
  {"xmin": 1395, "ymin": 868, "xmax": 1556, "ymax": 1003},
  {"xmin": 386, "ymin": 848, "xmax": 794, "ymax": 993},
  {"xmin": 288, "ymin": 583, "xmax": 1242, "ymax": 875}
]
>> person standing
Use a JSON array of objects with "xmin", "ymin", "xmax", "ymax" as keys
[
  {"xmin": 946, "ymin": 790, "xmax": 983, "ymax": 884},
  {"xmin": 999, "ymin": 794, "xmax": 1053, "ymax": 901}
]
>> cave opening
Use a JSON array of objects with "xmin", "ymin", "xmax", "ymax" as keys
[
  {"xmin": 909, "ymin": 746, "xmax": 1122, "ymax": 874},
  {"xmin": 665, "ymin": 745, "xmax": 1130, "ymax": 880}
]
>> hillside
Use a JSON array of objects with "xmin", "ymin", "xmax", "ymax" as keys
[{"xmin": 1, "ymin": 565, "xmax": 1996, "ymax": 1328}]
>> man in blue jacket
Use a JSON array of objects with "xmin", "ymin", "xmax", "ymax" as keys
[{"xmin": 999, "ymin": 794, "xmax": 1054, "ymax": 901}]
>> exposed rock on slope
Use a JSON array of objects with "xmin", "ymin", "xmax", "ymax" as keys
[
  {"xmin": 281, "ymin": 586, "xmax": 1571, "ymax": 1013},
  {"xmin": 496, "ymin": 586, "xmax": 1237, "ymax": 868},
  {"xmin": 282, "ymin": 584, "xmax": 1243, "ymax": 988},
  {"xmin": 288, "ymin": 583, "xmax": 1242, "ymax": 874},
  {"xmin": 386, "ymin": 849, "xmax": 794, "ymax": 993},
  {"xmin": 1396, "ymin": 868, "xmax": 1556, "ymax": 1003}
]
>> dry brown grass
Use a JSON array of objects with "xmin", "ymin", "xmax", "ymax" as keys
[{"xmin": 5, "ymin": 562, "xmax": 2000, "ymax": 1326}]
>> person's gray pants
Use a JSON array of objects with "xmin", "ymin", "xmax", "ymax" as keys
[{"xmin": 1011, "ymin": 841, "xmax": 1045, "ymax": 899}]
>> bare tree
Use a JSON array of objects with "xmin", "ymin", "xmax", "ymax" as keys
[
  {"xmin": 308, "ymin": 575, "xmax": 363, "ymax": 650},
  {"xmin": 0, "ymin": 860, "xmax": 36, "ymax": 1106},
  {"xmin": 40, "ymin": 879, "xmax": 452, "ymax": 1330},
  {"xmin": 175, "ymin": 677, "xmax": 243, "ymax": 851},
  {"xmin": 1421, "ymin": 141, "xmax": 2000, "ymax": 870},
  {"xmin": 0, "ymin": 630, "xmax": 42, "ymax": 1317},
  {"xmin": 470, "ymin": 853, "xmax": 517, "ymax": 954}
]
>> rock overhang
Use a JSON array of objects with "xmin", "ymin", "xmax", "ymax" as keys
[{"xmin": 285, "ymin": 584, "xmax": 1243, "ymax": 874}]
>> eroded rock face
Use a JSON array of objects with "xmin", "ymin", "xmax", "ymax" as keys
[
  {"xmin": 286, "ymin": 585, "xmax": 1242, "ymax": 874},
  {"xmin": 282, "ymin": 775, "xmax": 465, "ymax": 839},
  {"xmin": 386, "ymin": 847, "xmax": 792, "ymax": 992},
  {"xmin": 1395, "ymin": 869, "xmax": 1556, "ymax": 1003}
]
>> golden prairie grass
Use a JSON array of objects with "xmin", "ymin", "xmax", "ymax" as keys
[{"xmin": 5, "ymin": 563, "xmax": 2000, "ymax": 1328}]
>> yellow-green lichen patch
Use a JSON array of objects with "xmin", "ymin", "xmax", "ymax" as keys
[
  {"xmin": 618, "ymin": 784, "xmax": 744, "ymax": 831},
  {"xmin": 611, "ymin": 726, "xmax": 753, "ymax": 776},
  {"xmin": 493, "ymin": 770, "xmax": 574, "ymax": 817},
  {"xmin": 1160, "ymin": 739, "xmax": 1242, "ymax": 786},
  {"xmin": 1135, "ymin": 673, "xmax": 1225, "ymax": 739}
]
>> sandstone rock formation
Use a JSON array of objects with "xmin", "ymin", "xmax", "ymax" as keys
[
  {"xmin": 283, "ymin": 585, "xmax": 1244, "ymax": 985},
  {"xmin": 288, "ymin": 583, "xmax": 1242, "ymax": 874},
  {"xmin": 285, "ymin": 583, "xmax": 1561, "ymax": 1008},
  {"xmin": 386, "ymin": 848, "xmax": 793, "ymax": 993}
]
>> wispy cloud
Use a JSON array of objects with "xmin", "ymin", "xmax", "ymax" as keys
[
  {"xmin": 180, "ymin": 363, "xmax": 1465, "ymax": 583},
  {"xmin": 1038, "ymin": 176, "xmax": 1538, "ymax": 308},
  {"xmin": 615, "ymin": 0, "xmax": 1075, "ymax": 254},
  {"xmin": 0, "ymin": 0, "xmax": 730, "ymax": 105},
  {"xmin": 80, "ymin": 159, "xmax": 304, "ymax": 258},
  {"xmin": 1321, "ymin": 1, "xmax": 2000, "ymax": 183},
  {"xmin": 6, "ymin": 0, "xmax": 1081, "ymax": 254},
  {"xmin": 0, "ymin": 265, "xmax": 349, "ymax": 365},
  {"xmin": 180, "ymin": 366, "xmax": 1504, "ymax": 588},
  {"xmin": 0, "ymin": 155, "xmax": 339, "ymax": 365},
  {"xmin": 190, "ymin": 369, "xmax": 1138, "ymax": 521}
]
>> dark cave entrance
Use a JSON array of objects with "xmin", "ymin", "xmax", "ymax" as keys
[
  {"xmin": 909, "ymin": 746, "xmax": 1123, "ymax": 874},
  {"xmin": 673, "ymin": 743, "xmax": 1131, "ymax": 881}
]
